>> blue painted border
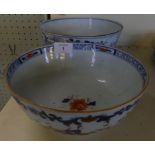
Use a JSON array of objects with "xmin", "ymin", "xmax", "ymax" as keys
[{"xmin": 7, "ymin": 43, "xmax": 148, "ymax": 84}]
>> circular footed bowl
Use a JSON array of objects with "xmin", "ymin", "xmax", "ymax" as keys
[
  {"xmin": 41, "ymin": 18, "xmax": 123, "ymax": 46},
  {"xmin": 5, "ymin": 43, "xmax": 148, "ymax": 134}
]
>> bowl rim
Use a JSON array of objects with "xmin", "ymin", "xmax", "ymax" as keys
[
  {"xmin": 40, "ymin": 17, "xmax": 123, "ymax": 38},
  {"xmin": 4, "ymin": 44, "xmax": 149, "ymax": 114}
]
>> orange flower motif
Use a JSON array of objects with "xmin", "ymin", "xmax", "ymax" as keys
[
  {"xmin": 81, "ymin": 117, "xmax": 96, "ymax": 122},
  {"xmin": 100, "ymin": 47, "xmax": 107, "ymax": 52},
  {"xmin": 70, "ymin": 99, "xmax": 88, "ymax": 111},
  {"xmin": 27, "ymin": 53, "xmax": 33, "ymax": 58}
]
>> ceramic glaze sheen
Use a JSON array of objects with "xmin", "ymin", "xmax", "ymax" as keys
[
  {"xmin": 41, "ymin": 18, "xmax": 123, "ymax": 46},
  {"xmin": 6, "ymin": 43, "xmax": 148, "ymax": 134},
  {"xmin": 11, "ymin": 49, "xmax": 143, "ymax": 110}
]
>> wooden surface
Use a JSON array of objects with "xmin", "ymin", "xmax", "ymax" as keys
[{"xmin": 0, "ymin": 46, "xmax": 155, "ymax": 141}]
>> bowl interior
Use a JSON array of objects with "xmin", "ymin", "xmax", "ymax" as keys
[
  {"xmin": 8, "ymin": 45, "xmax": 145, "ymax": 111},
  {"xmin": 41, "ymin": 18, "xmax": 122, "ymax": 37}
]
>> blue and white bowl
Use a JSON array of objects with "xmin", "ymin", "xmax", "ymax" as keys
[
  {"xmin": 41, "ymin": 18, "xmax": 123, "ymax": 47},
  {"xmin": 5, "ymin": 43, "xmax": 148, "ymax": 134}
]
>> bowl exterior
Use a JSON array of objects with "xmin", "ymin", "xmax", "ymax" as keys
[
  {"xmin": 43, "ymin": 32, "xmax": 121, "ymax": 47},
  {"xmin": 13, "ymin": 96, "xmax": 139, "ymax": 134}
]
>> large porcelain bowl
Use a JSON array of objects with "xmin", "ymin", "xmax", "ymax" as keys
[
  {"xmin": 41, "ymin": 18, "xmax": 123, "ymax": 46},
  {"xmin": 5, "ymin": 43, "xmax": 148, "ymax": 134}
]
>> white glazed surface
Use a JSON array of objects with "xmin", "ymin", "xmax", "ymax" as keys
[
  {"xmin": 15, "ymin": 97, "xmax": 137, "ymax": 134},
  {"xmin": 6, "ymin": 44, "xmax": 147, "ymax": 134},
  {"xmin": 41, "ymin": 18, "xmax": 122, "ymax": 37},
  {"xmin": 46, "ymin": 33, "xmax": 121, "ymax": 47},
  {"xmin": 11, "ymin": 48, "xmax": 143, "ymax": 110},
  {"xmin": 41, "ymin": 18, "xmax": 123, "ymax": 46}
]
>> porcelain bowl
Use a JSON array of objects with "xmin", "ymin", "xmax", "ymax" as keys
[
  {"xmin": 5, "ymin": 43, "xmax": 148, "ymax": 134},
  {"xmin": 41, "ymin": 18, "xmax": 123, "ymax": 47}
]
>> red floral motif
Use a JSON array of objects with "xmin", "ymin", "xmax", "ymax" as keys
[
  {"xmin": 27, "ymin": 53, "xmax": 33, "ymax": 59},
  {"xmin": 100, "ymin": 47, "xmax": 108, "ymax": 52},
  {"xmin": 81, "ymin": 117, "xmax": 97, "ymax": 122},
  {"xmin": 70, "ymin": 99, "xmax": 88, "ymax": 111}
]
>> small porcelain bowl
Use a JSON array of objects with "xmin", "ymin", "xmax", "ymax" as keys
[
  {"xmin": 41, "ymin": 18, "xmax": 123, "ymax": 46},
  {"xmin": 5, "ymin": 43, "xmax": 148, "ymax": 134}
]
